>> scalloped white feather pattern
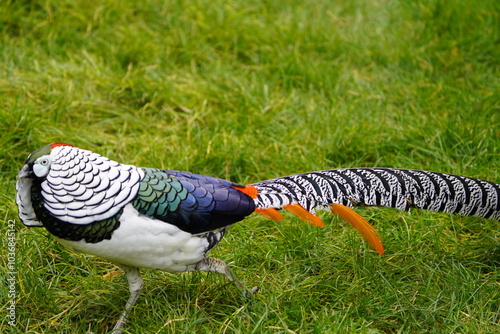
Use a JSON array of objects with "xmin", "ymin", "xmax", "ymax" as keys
[
  {"xmin": 42, "ymin": 146, "xmax": 145, "ymax": 225},
  {"xmin": 16, "ymin": 172, "xmax": 43, "ymax": 226}
]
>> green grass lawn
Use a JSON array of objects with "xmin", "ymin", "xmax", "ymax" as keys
[{"xmin": 1, "ymin": 0, "xmax": 499, "ymax": 333}]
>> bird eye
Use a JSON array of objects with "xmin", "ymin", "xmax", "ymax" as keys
[{"xmin": 33, "ymin": 156, "xmax": 51, "ymax": 178}]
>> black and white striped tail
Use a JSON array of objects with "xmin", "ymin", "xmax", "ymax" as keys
[{"xmin": 252, "ymin": 168, "xmax": 500, "ymax": 221}]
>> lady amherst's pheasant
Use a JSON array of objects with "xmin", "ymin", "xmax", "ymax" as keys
[{"xmin": 16, "ymin": 143, "xmax": 500, "ymax": 332}]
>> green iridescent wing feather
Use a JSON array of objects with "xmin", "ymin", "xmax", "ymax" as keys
[{"xmin": 132, "ymin": 168, "xmax": 189, "ymax": 218}]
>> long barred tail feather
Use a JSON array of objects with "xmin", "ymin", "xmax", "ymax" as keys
[
  {"xmin": 252, "ymin": 168, "xmax": 500, "ymax": 220},
  {"xmin": 249, "ymin": 168, "xmax": 500, "ymax": 255}
]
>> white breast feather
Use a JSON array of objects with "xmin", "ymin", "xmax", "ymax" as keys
[{"xmin": 57, "ymin": 204, "xmax": 209, "ymax": 272}]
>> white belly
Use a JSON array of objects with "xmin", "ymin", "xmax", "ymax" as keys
[{"xmin": 57, "ymin": 204, "xmax": 210, "ymax": 272}]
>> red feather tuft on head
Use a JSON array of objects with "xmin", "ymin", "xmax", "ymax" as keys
[{"xmin": 50, "ymin": 142, "xmax": 74, "ymax": 149}]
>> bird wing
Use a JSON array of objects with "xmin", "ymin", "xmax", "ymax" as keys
[{"xmin": 132, "ymin": 169, "xmax": 256, "ymax": 234}]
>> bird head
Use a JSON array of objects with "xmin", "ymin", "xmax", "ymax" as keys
[
  {"xmin": 16, "ymin": 143, "xmax": 74, "ymax": 227},
  {"xmin": 18, "ymin": 143, "xmax": 73, "ymax": 180}
]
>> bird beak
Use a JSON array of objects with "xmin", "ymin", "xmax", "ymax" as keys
[{"xmin": 18, "ymin": 164, "xmax": 33, "ymax": 179}]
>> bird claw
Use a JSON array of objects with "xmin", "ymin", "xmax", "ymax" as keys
[
  {"xmin": 244, "ymin": 286, "xmax": 260, "ymax": 298},
  {"xmin": 233, "ymin": 278, "xmax": 259, "ymax": 298}
]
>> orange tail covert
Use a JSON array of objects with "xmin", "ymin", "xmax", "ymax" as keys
[
  {"xmin": 331, "ymin": 203, "xmax": 384, "ymax": 256},
  {"xmin": 283, "ymin": 203, "xmax": 324, "ymax": 227}
]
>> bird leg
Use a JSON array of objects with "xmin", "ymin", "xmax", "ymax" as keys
[
  {"xmin": 111, "ymin": 265, "xmax": 143, "ymax": 334},
  {"xmin": 195, "ymin": 257, "xmax": 259, "ymax": 297}
]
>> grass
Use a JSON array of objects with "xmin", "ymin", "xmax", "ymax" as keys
[{"xmin": 1, "ymin": 0, "xmax": 499, "ymax": 332}]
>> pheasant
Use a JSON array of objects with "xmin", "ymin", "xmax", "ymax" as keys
[{"xmin": 16, "ymin": 143, "xmax": 500, "ymax": 333}]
